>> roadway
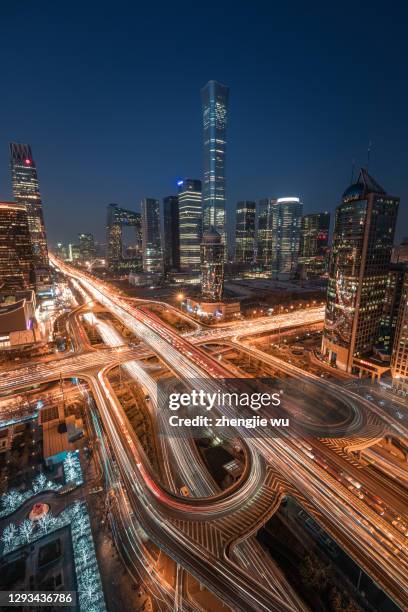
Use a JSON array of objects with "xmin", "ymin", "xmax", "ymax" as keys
[{"xmin": 48, "ymin": 256, "xmax": 408, "ymax": 610}]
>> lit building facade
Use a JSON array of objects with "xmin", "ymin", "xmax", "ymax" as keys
[
  {"xmin": 392, "ymin": 237, "xmax": 408, "ymax": 264},
  {"xmin": 0, "ymin": 202, "xmax": 35, "ymax": 291},
  {"xmin": 257, "ymin": 198, "xmax": 275, "ymax": 271},
  {"xmin": 178, "ymin": 180, "xmax": 202, "ymax": 272},
  {"xmin": 201, "ymin": 81, "xmax": 229, "ymax": 247},
  {"xmin": 298, "ymin": 212, "xmax": 330, "ymax": 278},
  {"xmin": 322, "ymin": 169, "xmax": 399, "ymax": 372},
  {"xmin": 201, "ymin": 229, "xmax": 224, "ymax": 301},
  {"xmin": 378, "ymin": 264, "xmax": 406, "ymax": 356},
  {"xmin": 141, "ymin": 198, "xmax": 163, "ymax": 274},
  {"xmin": 391, "ymin": 271, "xmax": 408, "ymax": 381},
  {"xmin": 235, "ymin": 201, "xmax": 256, "ymax": 264},
  {"xmin": 271, "ymin": 197, "xmax": 303, "ymax": 280},
  {"xmin": 10, "ymin": 143, "xmax": 48, "ymax": 269},
  {"xmin": 106, "ymin": 203, "xmax": 142, "ymax": 274},
  {"xmin": 78, "ymin": 233, "xmax": 95, "ymax": 262},
  {"xmin": 163, "ymin": 196, "xmax": 180, "ymax": 272}
]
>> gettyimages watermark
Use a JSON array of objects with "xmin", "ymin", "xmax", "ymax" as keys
[
  {"xmin": 157, "ymin": 378, "xmax": 385, "ymax": 439},
  {"xmin": 167, "ymin": 389, "xmax": 287, "ymax": 430}
]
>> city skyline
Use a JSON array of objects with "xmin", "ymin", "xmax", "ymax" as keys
[
  {"xmin": 0, "ymin": 3, "xmax": 407, "ymax": 244},
  {"xmin": 1, "ymin": 5, "xmax": 408, "ymax": 612}
]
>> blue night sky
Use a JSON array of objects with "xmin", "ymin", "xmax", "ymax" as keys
[{"xmin": 0, "ymin": 0, "xmax": 407, "ymax": 245}]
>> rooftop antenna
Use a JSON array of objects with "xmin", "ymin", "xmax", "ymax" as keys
[{"xmin": 367, "ymin": 140, "xmax": 372, "ymax": 169}]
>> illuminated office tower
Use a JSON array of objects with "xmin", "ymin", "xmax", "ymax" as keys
[
  {"xmin": 298, "ymin": 212, "xmax": 330, "ymax": 278},
  {"xmin": 378, "ymin": 264, "xmax": 407, "ymax": 355},
  {"xmin": 10, "ymin": 143, "xmax": 48, "ymax": 269},
  {"xmin": 106, "ymin": 203, "xmax": 142, "ymax": 273},
  {"xmin": 141, "ymin": 198, "xmax": 163, "ymax": 274},
  {"xmin": 201, "ymin": 81, "xmax": 229, "ymax": 247},
  {"xmin": 201, "ymin": 229, "xmax": 224, "ymax": 301},
  {"xmin": 163, "ymin": 195, "xmax": 180, "ymax": 272},
  {"xmin": 235, "ymin": 201, "xmax": 256, "ymax": 264},
  {"xmin": 322, "ymin": 169, "xmax": 399, "ymax": 372},
  {"xmin": 257, "ymin": 198, "xmax": 275, "ymax": 271},
  {"xmin": 78, "ymin": 233, "xmax": 95, "ymax": 262},
  {"xmin": 178, "ymin": 179, "xmax": 202, "ymax": 271},
  {"xmin": 0, "ymin": 202, "xmax": 35, "ymax": 290},
  {"xmin": 391, "ymin": 271, "xmax": 408, "ymax": 381},
  {"xmin": 392, "ymin": 237, "xmax": 408, "ymax": 264},
  {"xmin": 271, "ymin": 197, "xmax": 303, "ymax": 280}
]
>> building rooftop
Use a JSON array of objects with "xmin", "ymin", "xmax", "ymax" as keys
[{"xmin": 342, "ymin": 168, "xmax": 386, "ymax": 202}]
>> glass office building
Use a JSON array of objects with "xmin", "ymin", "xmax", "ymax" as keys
[
  {"xmin": 78, "ymin": 233, "xmax": 95, "ymax": 262},
  {"xmin": 201, "ymin": 229, "xmax": 225, "ymax": 301},
  {"xmin": 163, "ymin": 196, "xmax": 180, "ymax": 272},
  {"xmin": 322, "ymin": 169, "xmax": 399, "ymax": 372},
  {"xmin": 141, "ymin": 198, "xmax": 163, "ymax": 274},
  {"xmin": 0, "ymin": 201, "xmax": 35, "ymax": 291},
  {"xmin": 391, "ymin": 271, "xmax": 408, "ymax": 382},
  {"xmin": 298, "ymin": 212, "xmax": 330, "ymax": 278},
  {"xmin": 10, "ymin": 142, "xmax": 48, "ymax": 270},
  {"xmin": 235, "ymin": 201, "xmax": 256, "ymax": 264},
  {"xmin": 257, "ymin": 198, "xmax": 275, "ymax": 272},
  {"xmin": 178, "ymin": 179, "xmax": 202, "ymax": 272},
  {"xmin": 271, "ymin": 197, "xmax": 303, "ymax": 280},
  {"xmin": 106, "ymin": 203, "xmax": 142, "ymax": 274},
  {"xmin": 201, "ymin": 81, "xmax": 229, "ymax": 248}
]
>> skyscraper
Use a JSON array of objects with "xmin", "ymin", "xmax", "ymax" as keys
[
  {"xmin": 298, "ymin": 212, "xmax": 330, "ymax": 278},
  {"xmin": 106, "ymin": 203, "xmax": 142, "ymax": 274},
  {"xmin": 392, "ymin": 237, "xmax": 408, "ymax": 264},
  {"xmin": 178, "ymin": 180, "xmax": 202, "ymax": 272},
  {"xmin": 10, "ymin": 143, "xmax": 48, "ymax": 270},
  {"xmin": 78, "ymin": 233, "xmax": 95, "ymax": 262},
  {"xmin": 235, "ymin": 201, "xmax": 256, "ymax": 264},
  {"xmin": 322, "ymin": 169, "xmax": 399, "ymax": 372},
  {"xmin": 271, "ymin": 197, "xmax": 303, "ymax": 280},
  {"xmin": 201, "ymin": 81, "xmax": 229, "ymax": 247},
  {"xmin": 257, "ymin": 198, "xmax": 275, "ymax": 271},
  {"xmin": 141, "ymin": 198, "xmax": 163, "ymax": 274},
  {"xmin": 391, "ymin": 271, "xmax": 408, "ymax": 381},
  {"xmin": 378, "ymin": 264, "xmax": 407, "ymax": 355},
  {"xmin": 163, "ymin": 195, "xmax": 180, "ymax": 272},
  {"xmin": 201, "ymin": 229, "xmax": 224, "ymax": 301},
  {"xmin": 0, "ymin": 202, "xmax": 35, "ymax": 291}
]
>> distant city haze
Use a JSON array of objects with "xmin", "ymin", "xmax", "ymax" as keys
[{"xmin": 0, "ymin": 3, "xmax": 407, "ymax": 244}]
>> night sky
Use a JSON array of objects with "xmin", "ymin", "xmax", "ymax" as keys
[{"xmin": 0, "ymin": 1, "xmax": 407, "ymax": 245}]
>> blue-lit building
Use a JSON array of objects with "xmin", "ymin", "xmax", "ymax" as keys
[
  {"xmin": 163, "ymin": 195, "xmax": 180, "ymax": 272},
  {"xmin": 10, "ymin": 142, "xmax": 49, "ymax": 270},
  {"xmin": 141, "ymin": 198, "xmax": 163, "ymax": 274},
  {"xmin": 271, "ymin": 197, "xmax": 303, "ymax": 280},
  {"xmin": 106, "ymin": 203, "xmax": 142, "ymax": 274},
  {"xmin": 178, "ymin": 179, "xmax": 202, "ymax": 272},
  {"xmin": 201, "ymin": 228, "xmax": 224, "ymax": 301},
  {"xmin": 201, "ymin": 81, "xmax": 229, "ymax": 248}
]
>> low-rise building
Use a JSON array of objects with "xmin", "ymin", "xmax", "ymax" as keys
[{"xmin": 0, "ymin": 290, "xmax": 39, "ymax": 349}]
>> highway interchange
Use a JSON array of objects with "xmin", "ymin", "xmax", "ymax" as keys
[{"xmin": 1, "ymin": 255, "xmax": 407, "ymax": 611}]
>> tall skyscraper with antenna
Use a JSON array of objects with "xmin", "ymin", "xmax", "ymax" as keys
[
  {"xmin": 10, "ymin": 143, "xmax": 49, "ymax": 269},
  {"xmin": 201, "ymin": 80, "xmax": 229, "ymax": 249}
]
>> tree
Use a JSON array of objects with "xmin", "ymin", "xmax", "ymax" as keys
[
  {"xmin": 80, "ymin": 567, "xmax": 99, "ymax": 603},
  {"xmin": 38, "ymin": 512, "xmax": 54, "ymax": 534},
  {"xmin": 33, "ymin": 472, "xmax": 47, "ymax": 492},
  {"xmin": 19, "ymin": 519, "xmax": 34, "ymax": 543},
  {"xmin": 2, "ymin": 489, "xmax": 23, "ymax": 512},
  {"xmin": 1, "ymin": 523, "xmax": 17, "ymax": 549}
]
